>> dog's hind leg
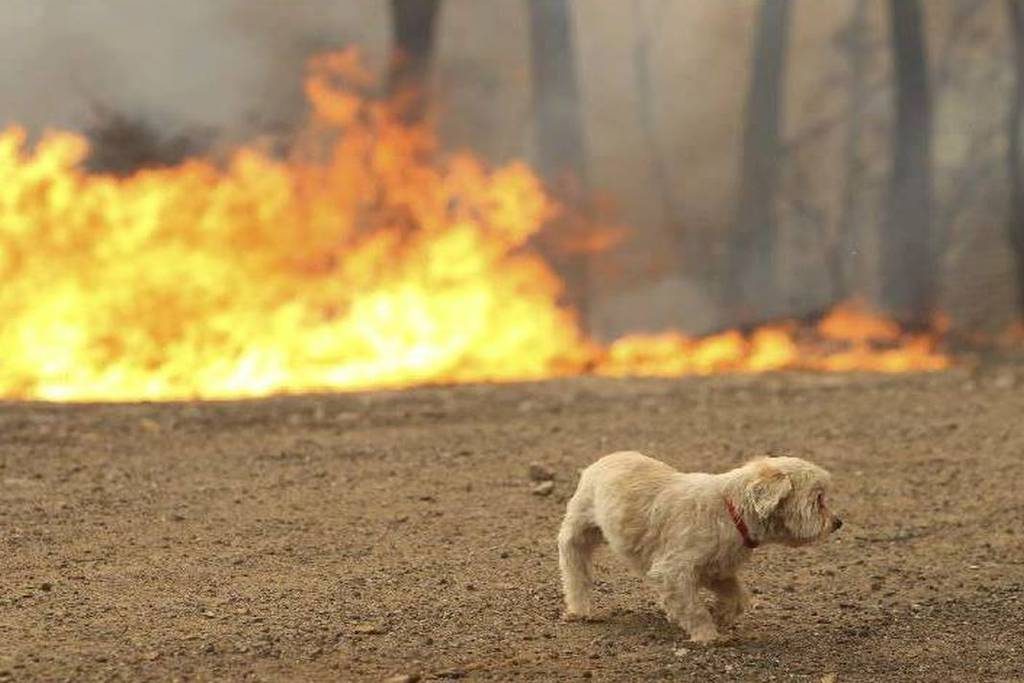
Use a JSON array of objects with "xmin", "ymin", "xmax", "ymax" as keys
[{"xmin": 558, "ymin": 512, "xmax": 603, "ymax": 620}]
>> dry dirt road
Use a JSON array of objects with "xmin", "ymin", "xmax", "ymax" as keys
[{"xmin": 2, "ymin": 366, "xmax": 1024, "ymax": 681}]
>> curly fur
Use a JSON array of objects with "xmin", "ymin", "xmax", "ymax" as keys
[{"xmin": 557, "ymin": 451, "xmax": 842, "ymax": 642}]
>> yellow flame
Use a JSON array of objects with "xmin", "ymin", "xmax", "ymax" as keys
[{"xmin": 0, "ymin": 51, "xmax": 951, "ymax": 402}]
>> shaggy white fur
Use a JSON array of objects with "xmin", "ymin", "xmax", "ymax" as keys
[{"xmin": 557, "ymin": 451, "xmax": 842, "ymax": 643}]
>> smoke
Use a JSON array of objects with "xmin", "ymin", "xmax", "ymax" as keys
[{"xmin": 0, "ymin": 0, "xmax": 387, "ymax": 143}]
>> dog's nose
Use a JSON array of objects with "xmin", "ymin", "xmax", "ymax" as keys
[{"xmin": 832, "ymin": 517, "xmax": 843, "ymax": 531}]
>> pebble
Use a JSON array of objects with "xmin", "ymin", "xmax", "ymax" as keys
[
  {"xmin": 383, "ymin": 676, "xmax": 420, "ymax": 683},
  {"xmin": 993, "ymin": 371, "xmax": 1016, "ymax": 390},
  {"xmin": 531, "ymin": 481, "xmax": 555, "ymax": 496},
  {"xmin": 352, "ymin": 622, "xmax": 387, "ymax": 635},
  {"xmin": 528, "ymin": 462, "xmax": 554, "ymax": 482}
]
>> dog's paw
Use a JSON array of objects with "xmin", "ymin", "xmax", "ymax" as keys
[{"xmin": 711, "ymin": 604, "xmax": 742, "ymax": 630}]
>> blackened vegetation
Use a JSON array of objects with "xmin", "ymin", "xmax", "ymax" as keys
[{"xmin": 83, "ymin": 106, "xmax": 209, "ymax": 176}]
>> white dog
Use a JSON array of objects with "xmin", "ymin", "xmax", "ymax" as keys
[{"xmin": 557, "ymin": 451, "xmax": 842, "ymax": 642}]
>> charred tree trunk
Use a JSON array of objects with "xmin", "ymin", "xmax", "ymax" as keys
[
  {"xmin": 882, "ymin": 0, "xmax": 935, "ymax": 328},
  {"xmin": 388, "ymin": 0, "xmax": 441, "ymax": 122},
  {"xmin": 527, "ymin": 0, "xmax": 590, "ymax": 326},
  {"xmin": 1007, "ymin": 0, "xmax": 1024, "ymax": 315},
  {"xmin": 632, "ymin": 1, "xmax": 683, "ymax": 237},
  {"xmin": 834, "ymin": 0, "xmax": 870, "ymax": 302},
  {"xmin": 528, "ymin": 0, "xmax": 587, "ymax": 187},
  {"xmin": 726, "ymin": 0, "xmax": 792, "ymax": 324}
]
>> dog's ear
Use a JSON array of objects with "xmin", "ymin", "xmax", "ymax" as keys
[{"xmin": 743, "ymin": 464, "xmax": 793, "ymax": 519}]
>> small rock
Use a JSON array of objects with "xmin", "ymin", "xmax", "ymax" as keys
[
  {"xmin": 673, "ymin": 647, "xmax": 690, "ymax": 657},
  {"xmin": 528, "ymin": 462, "xmax": 554, "ymax": 482},
  {"xmin": 821, "ymin": 674, "xmax": 838, "ymax": 683},
  {"xmin": 531, "ymin": 481, "xmax": 555, "ymax": 497},
  {"xmin": 352, "ymin": 622, "xmax": 386, "ymax": 635},
  {"xmin": 384, "ymin": 675, "xmax": 420, "ymax": 683},
  {"xmin": 994, "ymin": 371, "xmax": 1016, "ymax": 390},
  {"xmin": 39, "ymin": 582, "xmax": 53, "ymax": 592},
  {"xmin": 435, "ymin": 669, "xmax": 466, "ymax": 680}
]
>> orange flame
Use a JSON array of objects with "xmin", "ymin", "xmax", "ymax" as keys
[{"xmin": 0, "ymin": 51, "xmax": 950, "ymax": 402}]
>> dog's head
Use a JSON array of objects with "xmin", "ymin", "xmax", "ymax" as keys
[{"xmin": 739, "ymin": 456, "xmax": 842, "ymax": 546}]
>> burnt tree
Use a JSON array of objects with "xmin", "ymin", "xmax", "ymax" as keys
[
  {"xmin": 632, "ymin": 1, "xmax": 684, "ymax": 239},
  {"xmin": 726, "ymin": 0, "xmax": 792, "ymax": 324},
  {"xmin": 882, "ymin": 0, "xmax": 935, "ymax": 328},
  {"xmin": 527, "ymin": 0, "xmax": 590, "ymax": 324},
  {"xmin": 833, "ymin": 0, "xmax": 870, "ymax": 302},
  {"xmin": 1007, "ymin": 0, "xmax": 1024, "ymax": 314},
  {"xmin": 388, "ymin": 0, "xmax": 441, "ymax": 122},
  {"xmin": 528, "ymin": 0, "xmax": 588, "ymax": 188}
]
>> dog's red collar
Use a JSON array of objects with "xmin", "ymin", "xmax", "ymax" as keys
[{"xmin": 724, "ymin": 498, "xmax": 759, "ymax": 549}]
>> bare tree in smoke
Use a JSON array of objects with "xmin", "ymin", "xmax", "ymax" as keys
[
  {"xmin": 632, "ymin": 0, "xmax": 685, "ymax": 245},
  {"xmin": 726, "ymin": 0, "xmax": 791, "ymax": 325},
  {"xmin": 527, "ymin": 0, "xmax": 591, "ymax": 325},
  {"xmin": 882, "ymin": 0, "xmax": 935, "ymax": 328},
  {"xmin": 388, "ymin": 0, "xmax": 441, "ymax": 122},
  {"xmin": 1008, "ymin": 0, "xmax": 1024, "ymax": 314},
  {"xmin": 833, "ymin": 0, "xmax": 871, "ymax": 303}
]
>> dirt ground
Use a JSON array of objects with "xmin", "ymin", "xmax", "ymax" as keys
[{"xmin": 3, "ymin": 364, "xmax": 1024, "ymax": 682}]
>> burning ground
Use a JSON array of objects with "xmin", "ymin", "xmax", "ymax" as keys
[
  {"xmin": 0, "ymin": 50, "xmax": 952, "ymax": 403},
  {"xmin": 2, "ymin": 366, "xmax": 1023, "ymax": 681}
]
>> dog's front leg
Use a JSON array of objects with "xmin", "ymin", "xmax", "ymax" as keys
[
  {"xmin": 649, "ymin": 561, "xmax": 719, "ymax": 643},
  {"xmin": 709, "ymin": 575, "xmax": 749, "ymax": 629}
]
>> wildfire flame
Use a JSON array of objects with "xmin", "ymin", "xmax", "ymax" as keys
[{"xmin": 0, "ymin": 51, "xmax": 949, "ymax": 402}]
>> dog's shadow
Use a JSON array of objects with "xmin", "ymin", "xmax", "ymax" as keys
[
  {"xmin": 567, "ymin": 603, "xmax": 750, "ymax": 649},
  {"xmin": 578, "ymin": 607, "xmax": 729, "ymax": 643}
]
